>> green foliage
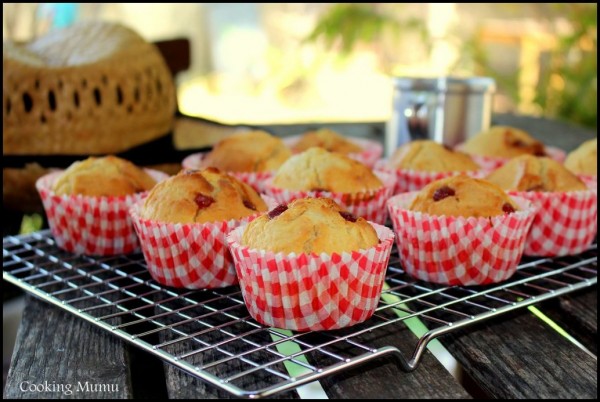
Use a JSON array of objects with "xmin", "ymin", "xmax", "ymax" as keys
[{"xmin": 534, "ymin": 4, "xmax": 597, "ymax": 129}]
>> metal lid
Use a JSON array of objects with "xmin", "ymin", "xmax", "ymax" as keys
[{"xmin": 393, "ymin": 76, "xmax": 496, "ymax": 94}]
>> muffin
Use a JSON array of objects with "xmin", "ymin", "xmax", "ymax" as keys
[
  {"xmin": 376, "ymin": 140, "xmax": 482, "ymax": 194},
  {"xmin": 139, "ymin": 168, "xmax": 267, "ymax": 223},
  {"xmin": 198, "ymin": 130, "xmax": 291, "ymax": 172},
  {"xmin": 291, "ymin": 128, "xmax": 363, "ymax": 155},
  {"xmin": 564, "ymin": 138, "xmax": 597, "ymax": 177},
  {"xmin": 390, "ymin": 140, "xmax": 480, "ymax": 173},
  {"xmin": 387, "ymin": 175, "xmax": 537, "ymax": 285},
  {"xmin": 182, "ymin": 130, "xmax": 292, "ymax": 192},
  {"xmin": 265, "ymin": 147, "xmax": 394, "ymax": 224},
  {"xmin": 409, "ymin": 174, "xmax": 519, "ymax": 218},
  {"xmin": 285, "ymin": 129, "xmax": 384, "ymax": 168},
  {"xmin": 227, "ymin": 197, "xmax": 395, "ymax": 331},
  {"xmin": 458, "ymin": 125, "xmax": 566, "ymax": 171},
  {"xmin": 52, "ymin": 155, "xmax": 158, "ymax": 196},
  {"xmin": 461, "ymin": 126, "xmax": 546, "ymax": 158},
  {"xmin": 273, "ymin": 147, "xmax": 383, "ymax": 193},
  {"xmin": 241, "ymin": 197, "xmax": 379, "ymax": 254},
  {"xmin": 35, "ymin": 156, "xmax": 167, "ymax": 255},
  {"xmin": 130, "ymin": 168, "xmax": 270, "ymax": 289},
  {"xmin": 485, "ymin": 155, "xmax": 596, "ymax": 257},
  {"xmin": 486, "ymin": 155, "xmax": 587, "ymax": 192}
]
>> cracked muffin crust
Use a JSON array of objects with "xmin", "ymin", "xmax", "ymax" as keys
[
  {"xmin": 389, "ymin": 140, "xmax": 480, "ymax": 172},
  {"xmin": 564, "ymin": 138, "xmax": 597, "ymax": 176},
  {"xmin": 461, "ymin": 126, "xmax": 546, "ymax": 158},
  {"xmin": 139, "ymin": 168, "xmax": 267, "ymax": 223},
  {"xmin": 240, "ymin": 197, "xmax": 379, "ymax": 255},
  {"xmin": 486, "ymin": 154, "xmax": 587, "ymax": 192},
  {"xmin": 52, "ymin": 155, "xmax": 157, "ymax": 196},
  {"xmin": 409, "ymin": 174, "xmax": 519, "ymax": 218},
  {"xmin": 200, "ymin": 130, "xmax": 292, "ymax": 172},
  {"xmin": 272, "ymin": 147, "xmax": 383, "ymax": 193},
  {"xmin": 291, "ymin": 128, "xmax": 363, "ymax": 154}
]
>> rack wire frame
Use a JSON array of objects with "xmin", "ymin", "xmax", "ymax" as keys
[{"xmin": 3, "ymin": 230, "xmax": 597, "ymax": 398}]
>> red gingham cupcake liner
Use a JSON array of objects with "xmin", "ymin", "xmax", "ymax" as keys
[
  {"xmin": 578, "ymin": 175, "xmax": 597, "ymax": 191},
  {"xmin": 36, "ymin": 169, "xmax": 170, "ymax": 256},
  {"xmin": 129, "ymin": 195, "xmax": 277, "ymax": 289},
  {"xmin": 387, "ymin": 193, "xmax": 538, "ymax": 286},
  {"xmin": 373, "ymin": 159, "xmax": 484, "ymax": 195},
  {"xmin": 283, "ymin": 135, "xmax": 383, "ymax": 168},
  {"xmin": 454, "ymin": 144, "xmax": 567, "ymax": 172},
  {"xmin": 182, "ymin": 152, "xmax": 274, "ymax": 193},
  {"xmin": 507, "ymin": 186, "xmax": 597, "ymax": 257},
  {"xmin": 262, "ymin": 171, "xmax": 395, "ymax": 224},
  {"xmin": 226, "ymin": 223, "xmax": 395, "ymax": 331}
]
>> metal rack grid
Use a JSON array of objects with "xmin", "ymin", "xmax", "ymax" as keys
[{"xmin": 3, "ymin": 229, "xmax": 597, "ymax": 398}]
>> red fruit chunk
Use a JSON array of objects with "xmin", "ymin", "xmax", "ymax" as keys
[{"xmin": 433, "ymin": 186, "xmax": 455, "ymax": 201}]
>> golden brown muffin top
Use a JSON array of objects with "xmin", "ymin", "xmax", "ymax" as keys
[
  {"xmin": 272, "ymin": 147, "xmax": 383, "ymax": 193},
  {"xmin": 389, "ymin": 140, "xmax": 480, "ymax": 172},
  {"xmin": 486, "ymin": 154, "xmax": 587, "ymax": 192},
  {"xmin": 200, "ymin": 130, "xmax": 292, "ymax": 172},
  {"xmin": 52, "ymin": 155, "xmax": 157, "ymax": 196},
  {"xmin": 291, "ymin": 128, "xmax": 362, "ymax": 154},
  {"xmin": 461, "ymin": 126, "xmax": 546, "ymax": 158},
  {"xmin": 241, "ymin": 197, "xmax": 379, "ymax": 255},
  {"xmin": 564, "ymin": 138, "xmax": 597, "ymax": 176},
  {"xmin": 409, "ymin": 174, "xmax": 519, "ymax": 218},
  {"xmin": 139, "ymin": 168, "xmax": 267, "ymax": 224}
]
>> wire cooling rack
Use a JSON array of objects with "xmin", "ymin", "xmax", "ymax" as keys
[{"xmin": 3, "ymin": 229, "xmax": 597, "ymax": 398}]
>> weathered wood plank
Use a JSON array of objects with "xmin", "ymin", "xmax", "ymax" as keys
[
  {"xmin": 3, "ymin": 296, "xmax": 133, "ymax": 399},
  {"xmin": 298, "ymin": 308, "xmax": 471, "ymax": 399},
  {"xmin": 154, "ymin": 291, "xmax": 300, "ymax": 399},
  {"xmin": 536, "ymin": 288, "xmax": 597, "ymax": 355},
  {"xmin": 438, "ymin": 309, "xmax": 597, "ymax": 399}
]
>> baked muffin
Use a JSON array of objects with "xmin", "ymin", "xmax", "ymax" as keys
[
  {"xmin": 461, "ymin": 126, "xmax": 546, "ymax": 158},
  {"xmin": 291, "ymin": 128, "xmax": 363, "ymax": 155},
  {"xmin": 486, "ymin": 155, "xmax": 587, "ymax": 192},
  {"xmin": 409, "ymin": 174, "xmax": 519, "ymax": 218},
  {"xmin": 140, "ymin": 168, "xmax": 267, "ymax": 224},
  {"xmin": 52, "ymin": 155, "xmax": 157, "ymax": 196},
  {"xmin": 389, "ymin": 140, "xmax": 480, "ymax": 172},
  {"xmin": 272, "ymin": 147, "xmax": 383, "ymax": 193},
  {"xmin": 241, "ymin": 197, "xmax": 379, "ymax": 255},
  {"xmin": 36, "ymin": 157, "xmax": 168, "ymax": 255},
  {"xmin": 227, "ymin": 197, "xmax": 395, "ymax": 331},
  {"xmin": 200, "ymin": 130, "xmax": 292, "ymax": 172},
  {"xmin": 564, "ymin": 138, "xmax": 597, "ymax": 176}
]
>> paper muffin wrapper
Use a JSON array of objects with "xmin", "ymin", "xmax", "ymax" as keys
[
  {"xmin": 386, "ymin": 193, "xmax": 538, "ymax": 286},
  {"xmin": 262, "ymin": 171, "xmax": 395, "ymax": 225},
  {"xmin": 578, "ymin": 174, "xmax": 597, "ymax": 191},
  {"xmin": 226, "ymin": 223, "xmax": 395, "ymax": 331},
  {"xmin": 182, "ymin": 152, "xmax": 274, "ymax": 193},
  {"xmin": 454, "ymin": 144, "xmax": 567, "ymax": 172},
  {"xmin": 283, "ymin": 135, "xmax": 383, "ymax": 168},
  {"xmin": 129, "ymin": 195, "xmax": 277, "ymax": 289},
  {"xmin": 35, "ymin": 169, "xmax": 170, "ymax": 256},
  {"xmin": 507, "ymin": 186, "xmax": 597, "ymax": 257},
  {"xmin": 373, "ymin": 159, "xmax": 485, "ymax": 195}
]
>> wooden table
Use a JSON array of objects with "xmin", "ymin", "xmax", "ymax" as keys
[{"xmin": 3, "ymin": 114, "xmax": 597, "ymax": 399}]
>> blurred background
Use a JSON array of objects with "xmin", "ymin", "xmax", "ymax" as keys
[{"xmin": 3, "ymin": 3, "xmax": 597, "ymax": 130}]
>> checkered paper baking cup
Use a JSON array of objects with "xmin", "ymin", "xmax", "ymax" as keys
[
  {"xmin": 36, "ymin": 169, "xmax": 170, "ymax": 256},
  {"xmin": 182, "ymin": 152, "xmax": 274, "ymax": 193},
  {"xmin": 386, "ymin": 193, "xmax": 538, "ymax": 286},
  {"xmin": 129, "ymin": 195, "xmax": 277, "ymax": 289},
  {"xmin": 454, "ymin": 145, "xmax": 567, "ymax": 172},
  {"xmin": 283, "ymin": 135, "xmax": 384, "ymax": 168},
  {"xmin": 226, "ymin": 223, "xmax": 395, "ymax": 331},
  {"xmin": 507, "ymin": 186, "xmax": 597, "ymax": 257},
  {"xmin": 262, "ymin": 171, "xmax": 395, "ymax": 224},
  {"xmin": 373, "ymin": 159, "xmax": 484, "ymax": 195}
]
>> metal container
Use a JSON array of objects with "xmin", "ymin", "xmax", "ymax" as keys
[{"xmin": 385, "ymin": 76, "xmax": 496, "ymax": 156}]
